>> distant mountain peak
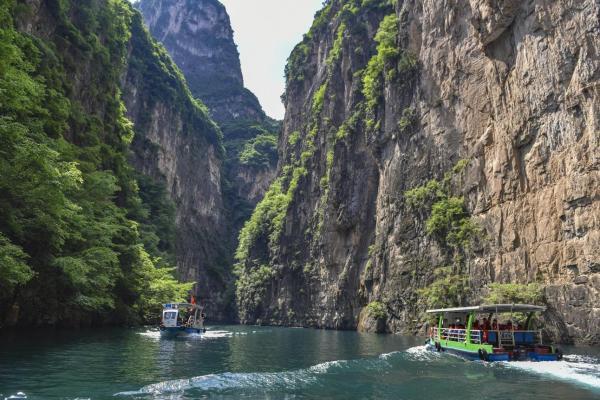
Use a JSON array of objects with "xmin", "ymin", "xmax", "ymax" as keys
[{"xmin": 137, "ymin": 0, "xmax": 266, "ymax": 123}]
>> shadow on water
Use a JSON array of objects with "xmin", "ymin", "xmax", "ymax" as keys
[{"xmin": 1, "ymin": 326, "xmax": 599, "ymax": 400}]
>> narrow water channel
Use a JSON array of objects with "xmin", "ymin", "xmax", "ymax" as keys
[{"xmin": 1, "ymin": 325, "xmax": 599, "ymax": 399}]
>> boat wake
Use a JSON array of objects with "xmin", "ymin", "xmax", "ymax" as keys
[
  {"xmin": 137, "ymin": 328, "xmax": 235, "ymax": 340},
  {"xmin": 114, "ymin": 348, "xmax": 434, "ymax": 397},
  {"xmin": 502, "ymin": 355, "xmax": 600, "ymax": 390},
  {"xmin": 114, "ymin": 360, "xmax": 346, "ymax": 397},
  {"xmin": 3, "ymin": 392, "xmax": 27, "ymax": 400},
  {"xmin": 114, "ymin": 346, "xmax": 600, "ymax": 397},
  {"xmin": 201, "ymin": 330, "xmax": 234, "ymax": 339},
  {"xmin": 137, "ymin": 330, "xmax": 161, "ymax": 339},
  {"xmin": 403, "ymin": 345, "xmax": 444, "ymax": 361}
]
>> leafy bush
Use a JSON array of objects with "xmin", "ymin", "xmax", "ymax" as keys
[
  {"xmin": 363, "ymin": 13, "xmax": 399, "ymax": 111},
  {"xmin": 398, "ymin": 107, "xmax": 416, "ymax": 132},
  {"xmin": 484, "ymin": 283, "xmax": 544, "ymax": 305},
  {"xmin": 367, "ymin": 301, "xmax": 387, "ymax": 320},
  {"xmin": 312, "ymin": 82, "xmax": 328, "ymax": 114},
  {"xmin": 452, "ymin": 158, "xmax": 469, "ymax": 174},
  {"xmin": 404, "ymin": 160, "xmax": 479, "ymax": 250},
  {"xmin": 426, "ymin": 197, "xmax": 478, "ymax": 249},
  {"xmin": 285, "ymin": 42, "xmax": 310, "ymax": 85},
  {"xmin": 288, "ymin": 131, "xmax": 301, "ymax": 146},
  {"xmin": 0, "ymin": 233, "xmax": 33, "ymax": 291},
  {"xmin": 404, "ymin": 179, "xmax": 443, "ymax": 209},
  {"xmin": 418, "ymin": 267, "xmax": 470, "ymax": 309},
  {"xmin": 239, "ymin": 132, "xmax": 278, "ymax": 168}
]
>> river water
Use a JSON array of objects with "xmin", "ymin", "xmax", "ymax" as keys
[{"xmin": 1, "ymin": 325, "xmax": 599, "ymax": 399}]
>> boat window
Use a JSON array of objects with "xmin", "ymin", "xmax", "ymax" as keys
[{"xmin": 164, "ymin": 311, "xmax": 177, "ymax": 320}]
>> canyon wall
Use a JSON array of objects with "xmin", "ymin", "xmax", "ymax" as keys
[
  {"xmin": 3, "ymin": 0, "xmax": 224, "ymax": 324},
  {"xmin": 137, "ymin": 0, "xmax": 279, "ymax": 270},
  {"xmin": 235, "ymin": 0, "xmax": 599, "ymax": 344},
  {"xmin": 121, "ymin": 11, "xmax": 232, "ymax": 318}
]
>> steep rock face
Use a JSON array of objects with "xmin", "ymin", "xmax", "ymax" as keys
[
  {"xmin": 121, "ymin": 11, "xmax": 231, "ymax": 318},
  {"xmin": 236, "ymin": 0, "xmax": 599, "ymax": 344},
  {"xmin": 136, "ymin": 0, "xmax": 263, "ymax": 123},
  {"xmin": 138, "ymin": 0, "xmax": 279, "ymax": 253}
]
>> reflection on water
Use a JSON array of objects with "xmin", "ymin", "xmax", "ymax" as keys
[{"xmin": 1, "ymin": 326, "xmax": 599, "ymax": 400}]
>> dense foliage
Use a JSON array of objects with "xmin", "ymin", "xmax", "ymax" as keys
[
  {"xmin": 238, "ymin": 130, "xmax": 278, "ymax": 168},
  {"xmin": 418, "ymin": 267, "xmax": 470, "ymax": 310},
  {"xmin": 484, "ymin": 283, "xmax": 544, "ymax": 305},
  {"xmin": 366, "ymin": 301, "xmax": 387, "ymax": 320},
  {"xmin": 0, "ymin": 0, "xmax": 193, "ymax": 327}
]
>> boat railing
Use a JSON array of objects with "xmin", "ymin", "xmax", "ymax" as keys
[
  {"xmin": 432, "ymin": 328, "xmax": 544, "ymax": 346},
  {"xmin": 433, "ymin": 327, "xmax": 467, "ymax": 342}
]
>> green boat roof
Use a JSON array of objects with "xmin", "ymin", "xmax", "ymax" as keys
[{"xmin": 426, "ymin": 304, "xmax": 546, "ymax": 314}]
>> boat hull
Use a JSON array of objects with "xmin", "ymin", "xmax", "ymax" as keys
[
  {"xmin": 159, "ymin": 326, "xmax": 204, "ymax": 338},
  {"xmin": 426, "ymin": 338, "xmax": 559, "ymax": 362}
]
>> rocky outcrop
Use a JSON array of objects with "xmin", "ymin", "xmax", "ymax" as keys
[{"xmin": 236, "ymin": 0, "xmax": 599, "ymax": 344}]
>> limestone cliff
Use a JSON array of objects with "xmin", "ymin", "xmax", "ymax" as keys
[
  {"xmin": 136, "ymin": 0, "xmax": 263, "ymax": 123},
  {"xmin": 236, "ymin": 0, "xmax": 599, "ymax": 344},
  {"xmin": 137, "ymin": 0, "xmax": 278, "ymax": 253},
  {"xmin": 121, "ymin": 11, "xmax": 232, "ymax": 319}
]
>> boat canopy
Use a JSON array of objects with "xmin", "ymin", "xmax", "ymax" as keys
[
  {"xmin": 426, "ymin": 304, "xmax": 546, "ymax": 314},
  {"xmin": 163, "ymin": 303, "xmax": 199, "ymax": 310}
]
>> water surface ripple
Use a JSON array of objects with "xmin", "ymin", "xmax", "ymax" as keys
[{"xmin": 1, "ymin": 326, "xmax": 598, "ymax": 399}]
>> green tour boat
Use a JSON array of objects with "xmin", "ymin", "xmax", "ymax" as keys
[{"xmin": 426, "ymin": 304, "xmax": 563, "ymax": 362}]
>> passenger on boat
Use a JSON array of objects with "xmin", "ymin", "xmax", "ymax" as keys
[
  {"xmin": 472, "ymin": 319, "xmax": 480, "ymax": 330},
  {"xmin": 517, "ymin": 322, "xmax": 524, "ymax": 330},
  {"xmin": 482, "ymin": 317, "xmax": 491, "ymax": 330},
  {"xmin": 492, "ymin": 319, "xmax": 498, "ymax": 330}
]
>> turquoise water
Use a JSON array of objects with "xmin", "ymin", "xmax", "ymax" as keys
[{"xmin": 1, "ymin": 325, "xmax": 599, "ymax": 399}]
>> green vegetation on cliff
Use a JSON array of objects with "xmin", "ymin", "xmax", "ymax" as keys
[
  {"xmin": 0, "ymin": 0, "xmax": 196, "ymax": 326},
  {"xmin": 363, "ymin": 13, "xmax": 399, "ymax": 110},
  {"xmin": 484, "ymin": 283, "xmax": 544, "ymax": 304},
  {"xmin": 127, "ymin": 10, "xmax": 222, "ymax": 149},
  {"xmin": 405, "ymin": 161, "xmax": 479, "ymax": 309},
  {"xmin": 366, "ymin": 301, "xmax": 387, "ymax": 320}
]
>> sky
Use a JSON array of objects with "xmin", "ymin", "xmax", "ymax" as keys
[{"xmin": 220, "ymin": 0, "xmax": 324, "ymax": 119}]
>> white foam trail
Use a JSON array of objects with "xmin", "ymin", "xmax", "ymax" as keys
[
  {"xmin": 307, "ymin": 360, "xmax": 343, "ymax": 373},
  {"xmin": 379, "ymin": 351, "xmax": 401, "ymax": 360},
  {"xmin": 115, "ymin": 359, "xmax": 348, "ymax": 397},
  {"xmin": 137, "ymin": 329, "xmax": 236, "ymax": 340},
  {"xmin": 202, "ymin": 330, "xmax": 233, "ymax": 339},
  {"xmin": 138, "ymin": 330, "xmax": 161, "ymax": 339},
  {"xmin": 401, "ymin": 345, "xmax": 443, "ymax": 361},
  {"xmin": 4, "ymin": 392, "xmax": 27, "ymax": 400},
  {"xmin": 503, "ymin": 356, "xmax": 600, "ymax": 390}
]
